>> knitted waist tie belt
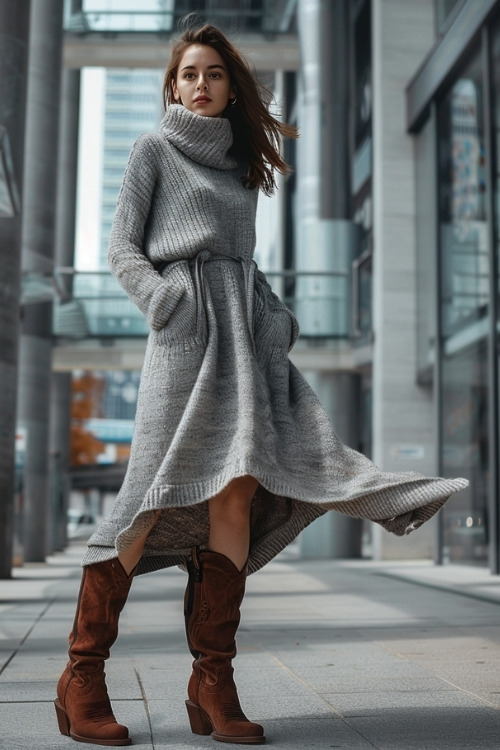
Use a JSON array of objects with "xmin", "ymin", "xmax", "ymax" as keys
[{"xmin": 158, "ymin": 250, "xmax": 258, "ymax": 354}]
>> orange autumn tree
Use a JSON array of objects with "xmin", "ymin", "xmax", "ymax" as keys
[{"xmin": 70, "ymin": 372, "xmax": 106, "ymax": 466}]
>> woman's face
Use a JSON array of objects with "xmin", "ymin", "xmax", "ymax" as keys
[{"xmin": 172, "ymin": 44, "xmax": 235, "ymax": 117}]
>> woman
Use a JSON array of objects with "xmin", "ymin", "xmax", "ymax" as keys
[{"xmin": 54, "ymin": 23, "xmax": 467, "ymax": 747}]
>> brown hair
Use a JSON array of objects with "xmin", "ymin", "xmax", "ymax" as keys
[{"xmin": 163, "ymin": 23, "xmax": 298, "ymax": 195}]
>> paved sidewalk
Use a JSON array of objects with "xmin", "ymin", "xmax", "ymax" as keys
[{"xmin": 1, "ymin": 543, "xmax": 500, "ymax": 750}]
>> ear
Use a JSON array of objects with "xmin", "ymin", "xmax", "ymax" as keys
[
  {"xmin": 171, "ymin": 80, "xmax": 180, "ymax": 102},
  {"xmin": 229, "ymin": 84, "xmax": 236, "ymax": 100}
]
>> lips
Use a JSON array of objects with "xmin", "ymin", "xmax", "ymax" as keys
[{"xmin": 194, "ymin": 96, "xmax": 212, "ymax": 103}]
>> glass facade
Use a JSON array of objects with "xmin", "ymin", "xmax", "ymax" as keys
[
  {"xmin": 411, "ymin": 3, "xmax": 500, "ymax": 570},
  {"xmin": 490, "ymin": 13, "xmax": 500, "ymax": 574},
  {"xmin": 416, "ymin": 114, "xmax": 437, "ymax": 383},
  {"xmin": 437, "ymin": 52, "xmax": 488, "ymax": 340},
  {"xmin": 437, "ymin": 49, "xmax": 490, "ymax": 565},
  {"xmin": 350, "ymin": 0, "xmax": 372, "ymax": 344},
  {"xmin": 64, "ymin": 0, "xmax": 297, "ymax": 35},
  {"xmin": 441, "ymin": 341, "xmax": 489, "ymax": 563}
]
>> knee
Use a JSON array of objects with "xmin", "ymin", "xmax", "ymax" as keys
[
  {"xmin": 209, "ymin": 477, "xmax": 258, "ymax": 525},
  {"xmin": 211, "ymin": 494, "xmax": 250, "ymax": 525},
  {"xmin": 227, "ymin": 494, "xmax": 252, "ymax": 521},
  {"xmin": 228, "ymin": 476, "xmax": 258, "ymax": 506}
]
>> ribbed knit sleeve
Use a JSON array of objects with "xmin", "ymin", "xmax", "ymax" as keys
[{"xmin": 108, "ymin": 134, "xmax": 176, "ymax": 331}]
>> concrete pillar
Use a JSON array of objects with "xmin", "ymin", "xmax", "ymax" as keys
[
  {"xmin": 296, "ymin": 0, "xmax": 357, "ymax": 339},
  {"xmin": 0, "ymin": 1, "xmax": 31, "ymax": 578},
  {"xmin": 371, "ymin": 0, "xmax": 438, "ymax": 559},
  {"xmin": 18, "ymin": 0, "xmax": 64, "ymax": 562},
  {"xmin": 296, "ymin": 0, "xmax": 362, "ymax": 558},
  {"xmin": 301, "ymin": 372, "xmax": 363, "ymax": 558},
  {"xmin": 49, "ymin": 373, "xmax": 72, "ymax": 551},
  {"xmin": 55, "ymin": 70, "xmax": 80, "ymax": 295},
  {"xmin": 49, "ymin": 69, "xmax": 81, "ymax": 552},
  {"xmin": 296, "ymin": 0, "xmax": 358, "ymax": 334}
]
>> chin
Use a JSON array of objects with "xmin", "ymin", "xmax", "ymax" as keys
[{"xmin": 191, "ymin": 105, "xmax": 225, "ymax": 118}]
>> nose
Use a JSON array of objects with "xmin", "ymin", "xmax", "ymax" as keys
[{"xmin": 197, "ymin": 74, "xmax": 208, "ymax": 90}]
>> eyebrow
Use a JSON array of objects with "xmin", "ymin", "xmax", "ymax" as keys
[{"xmin": 181, "ymin": 64, "xmax": 226, "ymax": 71}]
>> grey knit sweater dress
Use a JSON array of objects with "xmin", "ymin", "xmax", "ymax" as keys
[{"xmin": 84, "ymin": 105, "xmax": 467, "ymax": 575}]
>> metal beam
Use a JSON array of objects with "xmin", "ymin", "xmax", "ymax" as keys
[
  {"xmin": 63, "ymin": 32, "xmax": 300, "ymax": 71},
  {"xmin": 406, "ymin": 0, "xmax": 498, "ymax": 133}
]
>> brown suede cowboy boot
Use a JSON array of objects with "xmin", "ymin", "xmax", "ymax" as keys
[
  {"xmin": 54, "ymin": 558, "xmax": 134, "ymax": 746},
  {"xmin": 184, "ymin": 547, "xmax": 265, "ymax": 744}
]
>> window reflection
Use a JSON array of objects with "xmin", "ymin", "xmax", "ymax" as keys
[
  {"xmin": 415, "ymin": 115, "xmax": 437, "ymax": 382},
  {"xmin": 492, "ymin": 20, "xmax": 500, "ymax": 324},
  {"xmin": 438, "ymin": 50, "xmax": 490, "ymax": 566},
  {"xmin": 64, "ymin": 0, "xmax": 295, "ymax": 35},
  {"xmin": 351, "ymin": 0, "xmax": 372, "ymax": 344},
  {"xmin": 438, "ymin": 55, "xmax": 488, "ymax": 339},
  {"xmin": 441, "ymin": 341, "xmax": 489, "ymax": 565}
]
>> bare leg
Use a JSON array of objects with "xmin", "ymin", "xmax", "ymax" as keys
[
  {"xmin": 118, "ymin": 509, "xmax": 162, "ymax": 575},
  {"xmin": 208, "ymin": 475, "xmax": 258, "ymax": 572}
]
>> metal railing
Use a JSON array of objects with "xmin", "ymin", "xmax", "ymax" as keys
[
  {"xmin": 64, "ymin": 0, "xmax": 297, "ymax": 35},
  {"xmin": 52, "ymin": 267, "xmax": 351, "ymax": 340}
]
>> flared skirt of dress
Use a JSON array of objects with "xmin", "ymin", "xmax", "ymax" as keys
[{"xmin": 84, "ymin": 257, "xmax": 467, "ymax": 574}]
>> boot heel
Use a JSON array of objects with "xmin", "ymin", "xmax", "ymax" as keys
[
  {"xmin": 185, "ymin": 699, "xmax": 212, "ymax": 735},
  {"xmin": 54, "ymin": 699, "xmax": 71, "ymax": 736}
]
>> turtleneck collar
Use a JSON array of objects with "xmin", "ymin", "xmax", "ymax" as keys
[{"xmin": 159, "ymin": 105, "xmax": 237, "ymax": 170}]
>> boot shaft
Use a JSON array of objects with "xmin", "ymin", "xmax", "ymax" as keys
[
  {"xmin": 68, "ymin": 559, "xmax": 134, "ymax": 669},
  {"xmin": 186, "ymin": 549, "xmax": 247, "ymax": 662}
]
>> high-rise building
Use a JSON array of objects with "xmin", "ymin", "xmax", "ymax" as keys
[
  {"xmin": 74, "ymin": 67, "xmax": 164, "ymax": 335},
  {"xmin": 99, "ymin": 69, "xmax": 164, "ymax": 268}
]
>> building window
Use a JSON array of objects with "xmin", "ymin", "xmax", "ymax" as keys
[
  {"xmin": 441, "ymin": 340, "xmax": 489, "ymax": 565},
  {"xmin": 416, "ymin": 114, "xmax": 438, "ymax": 383},
  {"xmin": 492, "ymin": 17, "xmax": 500, "ymax": 337},
  {"xmin": 350, "ymin": 0, "xmax": 372, "ymax": 344},
  {"xmin": 437, "ymin": 52, "xmax": 488, "ymax": 340},
  {"xmin": 437, "ymin": 48, "xmax": 490, "ymax": 565}
]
